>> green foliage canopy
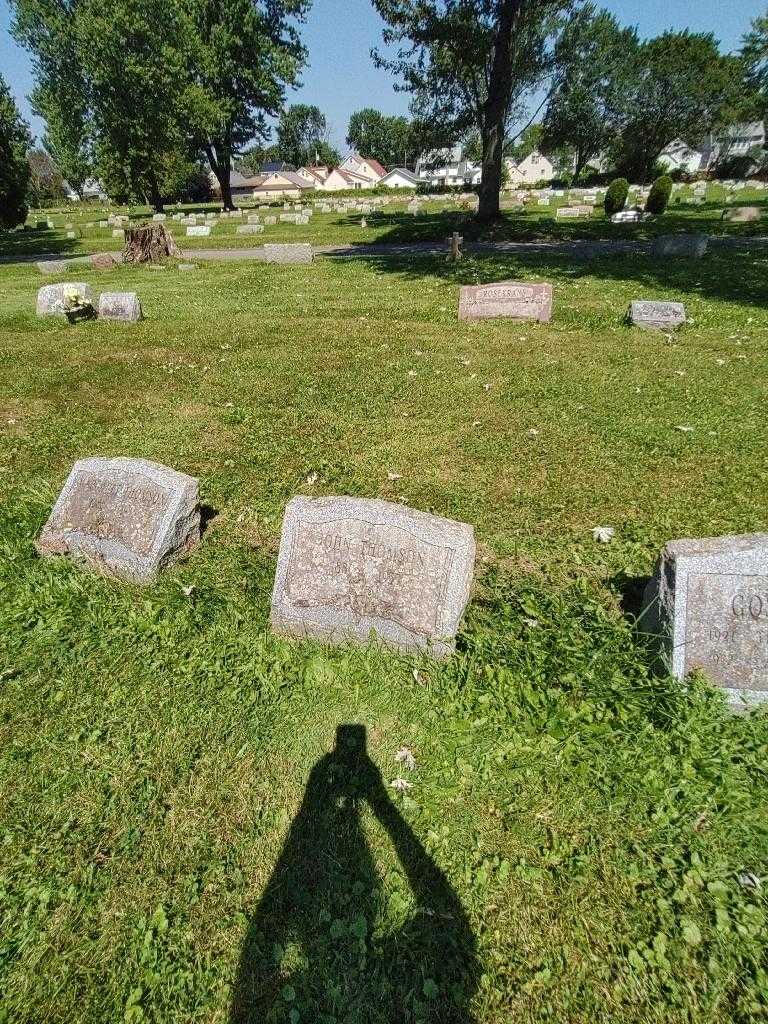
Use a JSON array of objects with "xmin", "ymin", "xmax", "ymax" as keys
[{"xmin": 0, "ymin": 74, "xmax": 32, "ymax": 229}]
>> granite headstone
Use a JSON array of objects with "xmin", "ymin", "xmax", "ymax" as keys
[
  {"xmin": 643, "ymin": 533, "xmax": 768, "ymax": 708},
  {"xmin": 271, "ymin": 496, "xmax": 475, "ymax": 657},
  {"xmin": 37, "ymin": 457, "xmax": 200, "ymax": 583},
  {"xmin": 98, "ymin": 292, "xmax": 143, "ymax": 322},
  {"xmin": 459, "ymin": 281, "xmax": 553, "ymax": 322},
  {"xmin": 629, "ymin": 300, "xmax": 686, "ymax": 330}
]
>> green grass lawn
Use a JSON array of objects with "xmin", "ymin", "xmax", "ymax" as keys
[
  {"xmin": 1, "ymin": 245, "xmax": 767, "ymax": 1023},
  {"xmin": 2, "ymin": 182, "xmax": 767, "ymax": 260}
]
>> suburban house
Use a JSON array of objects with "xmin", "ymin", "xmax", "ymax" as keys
[
  {"xmin": 699, "ymin": 121, "xmax": 766, "ymax": 170},
  {"xmin": 339, "ymin": 154, "xmax": 387, "ymax": 184},
  {"xmin": 250, "ymin": 170, "xmax": 316, "ymax": 199},
  {"xmin": 296, "ymin": 165, "xmax": 330, "ymax": 186},
  {"xmin": 319, "ymin": 167, "xmax": 373, "ymax": 191},
  {"xmin": 657, "ymin": 139, "xmax": 703, "ymax": 174},
  {"xmin": 505, "ymin": 151, "xmax": 555, "ymax": 186},
  {"xmin": 63, "ymin": 178, "xmax": 107, "ymax": 201},
  {"xmin": 378, "ymin": 167, "xmax": 420, "ymax": 189},
  {"xmin": 415, "ymin": 146, "xmax": 480, "ymax": 186},
  {"xmin": 224, "ymin": 169, "xmax": 265, "ymax": 200}
]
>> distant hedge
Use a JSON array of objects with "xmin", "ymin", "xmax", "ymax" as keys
[{"xmin": 604, "ymin": 178, "xmax": 629, "ymax": 216}]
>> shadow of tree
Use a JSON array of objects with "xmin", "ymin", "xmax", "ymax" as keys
[
  {"xmin": 335, "ymin": 241, "xmax": 768, "ymax": 311},
  {"xmin": 230, "ymin": 724, "xmax": 479, "ymax": 1024}
]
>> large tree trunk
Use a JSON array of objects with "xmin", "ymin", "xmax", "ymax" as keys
[
  {"xmin": 477, "ymin": 0, "xmax": 522, "ymax": 223},
  {"xmin": 206, "ymin": 139, "xmax": 236, "ymax": 211},
  {"xmin": 148, "ymin": 168, "xmax": 164, "ymax": 214},
  {"xmin": 123, "ymin": 223, "xmax": 180, "ymax": 264}
]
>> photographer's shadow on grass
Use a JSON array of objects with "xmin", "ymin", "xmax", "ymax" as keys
[{"xmin": 230, "ymin": 724, "xmax": 479, "ymax": 1024}]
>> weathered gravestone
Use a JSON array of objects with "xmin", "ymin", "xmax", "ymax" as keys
[
  {"xmin": 556, "ymin": 205, "xmax": 593, "ymax": 219},
  {"xmin": 264, "ymin": 216, "xmax": 277, "ymax": 225},
  {"xmin": 270, "ymin": 496, "xmax": 475, "ymax": 657},
  {"xmin": 459, "ymin": 281, "xmax": 553, "ymax": 322},
  {"xmin": 651, "ymin": 233, "xmax": 708, "ymax": 258},
  {"xmin": 152, "ymin": 213, "xmax": 166, "ymax": 222},
  {"xmin": 112, "ymin": 229, "xmax": 124, "ymax": 238},
  {"xmin": 186, "ymin": 225, "xmax": 211, "ymax": 237},
  {"xmin": 628, "ymin": 300, "xmax": 686, "ymax": 330},
  {"xmin": 37, "ymin": 457, "xmax": 200, "ymax": 583},
  {"xmin": 90, "ymin": 252, "xmax": 118, "ymax": 270},
  {"xmin": 723, "ymin": 206, "xmax": 761, "ymax": 223},
  {"xmin": 98, "ymin": 291, "xmax": 143, "ymax": 322},
  {"xmin": 36, "ymin": 260, "xmax": 67, "ymax": 275},
  {"xmin": 263, "ymin": 243, "xmax": 313, "ymax": 264},
  {"xmin": 236, "ymin": 224, "xmax": 264, "ymax": 234},
  {"xmin": 247, "ymin": 214, "xmax": 260, "ymax": 224},
  {"xmin": 642, "ymin": 533, "xmax": 768, "ymax": 708},
  {"xmin": 36, "ymin": 282, "xmax": 94, "ymax": 317}
]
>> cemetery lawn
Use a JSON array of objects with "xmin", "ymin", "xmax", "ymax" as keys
[
  {"xmin": 1, "ymin": 246, "xmax": 768, "ymax": 1023},
  {"xmin": 3, "ymin": 183, "xmax": 767, "ymax": 261}
]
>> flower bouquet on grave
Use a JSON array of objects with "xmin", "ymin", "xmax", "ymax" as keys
[{"xmin": 63, "ymin": 286, "xmax": 95, "ymax": 323}]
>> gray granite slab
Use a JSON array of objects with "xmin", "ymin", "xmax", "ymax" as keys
[
  {"xmin": 459, "ymin": 281, "xmax": 552, "ymax": 322},
  {"xmin": 36, "ymin": 260, "xmax": 67, "ymax": 275},
  {"xmin": 629, "ymin": 300, "xmax": 686, "ymax": 330},
  {"xmin": 37, "ymin": 457, "xmax": 200, "ymax": 583},
  {"xmin": 36, "ymin": 282, "xmax": 94, "ymax": 316},
  {"xmin": 271, "ymin": 495, "xmax": 475, "ymax": 657},
  {"xmin": 651, "ymin": 233, "xmax": 708, "ymax": 258},
  {"xmin": 98, "ymin": 292, "xmax": 143, "ymax": 322},
  {"xmin": 263, "ymin": 243, "xmax": 313, "ymax": 264},
  {"xmin": 643, "ymin": 533, "xmax": 768, "ymax": 709},
  {"xmin": 186, "ymin": 225, "xmax": 211, "ymax": 237}
]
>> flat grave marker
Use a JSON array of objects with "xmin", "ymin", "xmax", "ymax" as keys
[{"xmin": 629, "ymin": 300, "xmax": 686, "ymax": 330}]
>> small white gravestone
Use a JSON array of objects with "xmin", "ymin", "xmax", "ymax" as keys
[
  {"xmin": 37, "ymin": 457, "xmax": 200, "ymax": 583},
  {"xmin": 36, "ymin": 283, "xmax": 94, "ymax": 317},
  {"xmin": 112, "ymin": 229, "xmax": 124, "ymax": 238},
  {"xmin": 98, "ymin": 292, "xmax": 143, "ymax": 323},
  {"xmin": 556, "ymin": 205, "xmax": 593, "ymax": 219},
  {"xmin": 271, "ymin": 496, "xmax": 475, "ymax": 657},
  {"xmin": 263, "ymin": 243, "xmax": 313, "ymax": 264},
  {"xmin": 236, "ymin": 224, "xmax": 264, "ymax": 234},
  {"xmin": 643, "ymin": 533, "xmax": 768, "ymax": 709},
  {"xmin": 186, "ymin": 225, "xmax": 211, "ymax": 237},
  {"xmin": 152, "ymin": 213, "xmax": 166, "ymax": 222},
  {"xmin": 459, "ymin": 281, "xmax": 552, "ymax": 322},
  {"xmin": 628, "ymin": 300, "xmax": 686, "ymax": 330},
  {"xmin": 264, "ymin": 215, "xmax": 277, "ymax": 225}
]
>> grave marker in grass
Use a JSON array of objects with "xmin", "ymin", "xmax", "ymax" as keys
[
  {"xmin": 271, "ymin": 496, "xmax": 475, "ymax": 657},
  {"xmin": 37, "ymin": 457, "xmax": 200, "ymax": 583},
  {"xmin": 459, "ymin": 281, "xmax": 552, "ymax": 322},
  {"xmin": 643, "ymin": 533, "xmax": 768, "ymax": 709}
]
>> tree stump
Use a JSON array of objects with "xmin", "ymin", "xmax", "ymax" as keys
[{"xmin": 122, "ymin": 222, "xmax": 181, "ymax": 264}]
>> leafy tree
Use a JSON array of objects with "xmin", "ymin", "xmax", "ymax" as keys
[
  {"xmin": 613, "ymin": 31, "xmax": 745, "ymax": 183},
  {"xmin": 346, "ymin": 108, "xmax": 413, "ymax": 168},
  {"xmin": 276, "ymin": 104, "xmax": 332, "ymax": 166},
  {"xmin": 13, "ymin": 0, "xmax": 192, "ymax": 212},
  {"xmin": 372, "ymin": 0, "xmax": 576, "ymax": 222},
  {"xmin": 541, "ymin": 4, "xmax": 638, "ymax": 182},
  {"xmin": 742, "ymin": 10, "xmax": 768, "ymax": 118},
  {"xmin": 27, "ymin": 147, "xmax": 67, "ymax": 205},
  {"xmin": 236, "ymin": 144, "xmax": 279, "ymax": 176},
  {"xmin": 506, "ymin": 121, "xmax": 543, "ymax": 161},
  {"xmin": 186, "ymin": 0, "xmax": 310, "ymax": 208},
  {"xmin": 0, "ymin": 74, "xmax": 32, "ymax": 228}
]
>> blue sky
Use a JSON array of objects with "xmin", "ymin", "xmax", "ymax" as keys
[{"xmin": 1, "ymin": 0, "xmax": 763, "ymax": 150}]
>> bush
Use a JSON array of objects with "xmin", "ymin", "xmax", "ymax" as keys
[
  {"xmin": 645, "ymin": 174, "xmax": 673, "ymax": 214},
  {"xmin": 603, "ymin": 177, "xmax": 629, "ymax": 217}
]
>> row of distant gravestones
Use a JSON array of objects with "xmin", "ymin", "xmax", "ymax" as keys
[{"xmin": 37, "ymin": 456, "xmax": 768, "ymax": 712}]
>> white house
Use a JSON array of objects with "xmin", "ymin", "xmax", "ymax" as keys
[
  {"xmin": 700, "ymin": 121, "xmax": 766, "ymax": 170},
  {"xmin": 250, "ymin": 170, "xmax": 315, "ymax": 199},
  {"xmin": 339, "ymin": 154, "xmax": 387, "ymax": 185},
  {"xmin": 658, "ymin": 139, "xmax": 702, "ymax": 174},
  {"xmin": 320, "ymin": 167, "xmax": 373, "ymax": 192},
  {"xmin": 296, "ymin": 165, "xmax": 330, "ymax": 186},
  {"xmin": 505, "ymin": 151, "xmax": 555, "ymax": 187},
  {"xmin": 378, "ymin": 167, "xmax": 420, "ymax": 189},
  {"xmin": 415, "ymin": 146, "xmax": 480, "ymax": 187},
  {"xmin": 63, "ymin": 178, "xmax": 107, "ymax": 201}
]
